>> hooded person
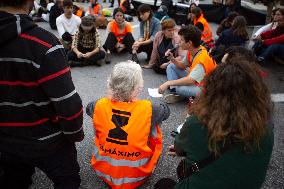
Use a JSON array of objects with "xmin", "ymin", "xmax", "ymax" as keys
[{"xmin": 0, "ymin": 0, "xmax": 84, "ymax": 188}]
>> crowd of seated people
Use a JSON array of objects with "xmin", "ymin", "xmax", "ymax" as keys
[{"xmin": 0, "ymin": 0, "xmax": 280, "ymax": 188}]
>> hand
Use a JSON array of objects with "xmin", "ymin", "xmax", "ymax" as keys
[
  {"xmin": 165, "ymin": 50, "xmax": 174, "ymax": 61},
  {"xmin": 168, "ymin": 145, "xmax": 177, "ymax": 156},
  {"xmin": 132, "ymin": 41, "xmax": 141, "ymax": 49},
  {"xmin": 158, "ymin": 82, "xmax": 169, "ymax": 94},
  {"xmin": 142, "ymin": 64, "xmax": 153, "ymax": 69},
  {"xmin": 77, "ymin": 52, "xmax": 83, "ymax": 59},
  {"xmin": 83, "ymin": 52, "xmax": 92, "ymax": 58},
  {"xmin": 256, "ymin": 35, "xmax": 262, "ymax": 41},
  {"xmin": 160, "ymin": 62, "xmax": 169, "ymax": 69}
]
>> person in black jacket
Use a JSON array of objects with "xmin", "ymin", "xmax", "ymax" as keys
[
  {"xmin": 49, "ymin": 0, "xmax": 64, "ymax": 30},
  {"xmin": 0, "ymin": 1, "xmax": 84, "ymax": 189}
]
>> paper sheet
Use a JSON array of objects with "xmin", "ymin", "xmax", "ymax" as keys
[{"xmin": 148, "ymin": 88, "xmax": 163, "ymax": 98}]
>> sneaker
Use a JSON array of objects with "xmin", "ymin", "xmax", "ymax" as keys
[
  {"xmin": 131, "ymin": 53, "xmax": 140, "ymax": 64},
  {"xmin": 163, "ymin": 94, "xmax": 184, "ymax": 104},
  {"xmin": 105, "ymin": 52, "xmax": 111, "ymax": 64}
]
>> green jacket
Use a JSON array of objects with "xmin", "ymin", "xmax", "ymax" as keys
[{"xmin": 174, "ymin": 115, "xmax": 274, "ymax": 189}]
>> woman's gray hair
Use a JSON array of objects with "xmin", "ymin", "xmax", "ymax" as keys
[{"xmin": 107, "ymin": 61, "xmax": 143, "ymax": 101}]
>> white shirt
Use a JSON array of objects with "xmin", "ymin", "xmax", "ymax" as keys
[{"xmin": 56, "ymin": 14, "xmax": 81, "ymax": 39}]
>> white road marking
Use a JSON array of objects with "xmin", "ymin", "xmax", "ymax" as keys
[{"xmin": 271, "ymin": 93, "xmax": 284, "ymax": 103}]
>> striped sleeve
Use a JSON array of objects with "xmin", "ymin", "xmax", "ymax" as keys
[{"xmin": 37, "ymin": 42, "xmax": 84, "ymax": 142}]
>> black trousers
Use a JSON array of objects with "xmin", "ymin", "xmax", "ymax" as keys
[
  {"xmin": 137, "ymin": 41, "xmax": 154, "ymax": 60},
  {"xmin": 0, "ymin": 143, "xmax": 81, "ymax": 189},
  {"xmin": 103, "ymin": 32, "xmax": 135, "ymax": 54},
  {"xmin": 68, "ymin": 47, "xmax": 106, "ymax": 64}
]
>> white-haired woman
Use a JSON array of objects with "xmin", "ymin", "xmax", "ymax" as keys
[{"xmin": 86, "ymin": 61, "xmax": 170, "ymax": 189}]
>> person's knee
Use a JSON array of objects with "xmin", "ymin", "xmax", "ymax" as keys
[
  {"xmin": 108, "ymin": 32, "xmax": 116, "ymax": 39},
  {"xmin": 98, "ymin": 50, "xmax": 106, "ymax": 59},
  {"xmin": 166, "ymin": 63, "xmax": 178, "ymax": 72}
]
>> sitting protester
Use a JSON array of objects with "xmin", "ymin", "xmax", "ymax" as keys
[
  {"xmin": 56, "ymin": 0, "xmax": 81, "ymax": 49},
  {"xmin": 216, "ymin": 15, "xmax": 248, "ymax": 48},
  {"xmin": 86, "ymin": 61, "xmax": 170, "ymax": 189},
  {"xmin": 41, "ymin": 1, "xmax": 55, "ymax": 22},
  {"xmin": 216, "ymin": 11, "xmax": 238, "ymax": 37},
  {"xmin": 212, "ymin": 15, "xmax": 248, "ymax": 63},
  {"xmin": 142, "ymin": 19, "xmax": 184, "ymax": 75},
  {"xmin": 103, "ymin": 8, "xmax": 135, "ymax": 63},
  {"xmin": 119, "ymin": 0, "xmax": 134, "ymax": 16},
  {"xmin": 131, "ymin": 4, "xmax": 161, "ymax": 64},
  {"xmin": 253, "ymin": 8, "xmax": 284, "ymax": 64},
  {"xmin": 252, "ymin": 8, "xmax": 279, "ymax": 40},
  {"xmin": 154, "ymin": 5, "xmax": 170, "ymax": 22},
  {"xmin": 155, "ymin": 58, "xmax": 273, "ymax": 189},
  {"xmin": 158, "ymin": 26, "xmax": 216, "ymax": 104},
  {"xmin": 73, "ymin": 4, "xmax": 85, "ymax": 18},
  {"xmin": 88, "ymin": 0, "xmax": 108, "ymax": 29},
  {"xmin": 68, "ymin": 16, "xmax": 105, "ymax": 67},
  {"xmin": 184, "ymin": 3, "xmax": 197, "ymax": 26},
  {"xmin": 49, "ymin": 0, "xmax": 64, "ymax": 30},
  {"xmin": 191, "ymin": 7, "xmax": 214, "ymax": 49}
]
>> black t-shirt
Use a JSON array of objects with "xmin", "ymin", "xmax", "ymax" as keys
[{"xmin": 157, "ymin": 36, "xmax": 174, "ymax": 65}]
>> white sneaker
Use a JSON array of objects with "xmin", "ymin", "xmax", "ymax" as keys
[{"xmin": 163, "ymin": 94, "xmax": 184, "ymax": 104}]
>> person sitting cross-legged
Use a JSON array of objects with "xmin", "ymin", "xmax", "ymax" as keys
[
  {"xmin": 86, "ymin": 61, "xmax": 170, "ymax": 189},
  {"xmin": 56, "ymin": 0, "xmax": 81, "ymax": 50},
  {"xmin": 253, "ymin": 8, "xmax": 284, "ymax": 64},
  {"xmin": 142, "ymin": 19, "xmax": 185, "ymax": 75},
  {"xmin": 103, "ymin": 8, "xmax": 135, "ymax": 64},
  {"xmin": 131, "ymin": 4, "xmax": 161, "ymax": 64},
  {"xmin": 68, "ymin": 16, "xmax": 105, "ymax": 67},
  {"xmin": 158, "ymin": 25, "xmax": 216, "ymax": 104}
]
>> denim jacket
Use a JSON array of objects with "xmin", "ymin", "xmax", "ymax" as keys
[{"xmin": 139, "ymin": 17, "xmax": 161, "ymax": 41}]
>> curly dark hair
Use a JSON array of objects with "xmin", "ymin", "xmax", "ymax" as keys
[
  {"xmin": 190, "ymin": 58, "xmax": 271, "ymax": 154},
  {"xmin": 178, "ymin": 25, "xmax": 201, "ymax": 47}
]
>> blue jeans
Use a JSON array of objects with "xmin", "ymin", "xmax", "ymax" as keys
[
  {"xmin": 259, "ymin": 44, "xmax": 284, "ymax": 61},
  {"xmin": 166, "ymin": 63, "xmax": 201, "ymax": 97}
]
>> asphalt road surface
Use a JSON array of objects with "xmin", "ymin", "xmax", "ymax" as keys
[{"xmin": 29, "ymin": 5, "xmax": 284, "ymax": 189}]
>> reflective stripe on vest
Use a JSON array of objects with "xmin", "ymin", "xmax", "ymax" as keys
[
  {"xmin": 95, "ymin": 170, "xmax": 147, "ymax": 186},
  {"xmin": 194, "ymin": 15, "xmax": 213, "ymax": 43}
]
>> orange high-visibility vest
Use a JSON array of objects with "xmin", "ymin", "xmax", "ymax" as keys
[
  {"xmin": 187, "ymin": 47, "xmax": 216, "ymax": 86},
  {"xmin": 120, "ymin": 0, "xmax": 127, "ymax": 13},
  {"xmin": 109, "ymin": 20, "xmax": 132, "ymax": 43},
  {"xmin": 89, "ymin": 4, "xmax": 101, "ymax": 15},
  {"xmin": 193, "ymin": 15, "xmax": 213, "ymax": 44},
  {"xmin": 75, "ymin": 9, "xmax": 83, "ymax": 17},
  {"xmin": 91, "ymin": 98, "xmax": 162, "ymax": 189}
]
